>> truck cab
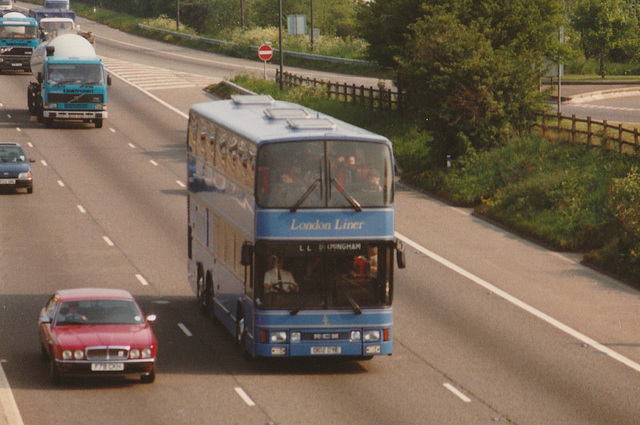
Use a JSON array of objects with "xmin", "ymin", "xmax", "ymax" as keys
[
  {"xmin": 0, "ymin": 13, "xmax": 39, "ymax": 72},
  {"xmin": 0, "ymin": 0, "xmax": 14, "ymax": 14}
]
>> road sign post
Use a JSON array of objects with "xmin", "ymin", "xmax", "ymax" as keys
[{"xmin": 258, "ymin": 43, "xmax": 273, "ymax": 79}]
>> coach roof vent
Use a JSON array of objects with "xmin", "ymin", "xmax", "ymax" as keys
[
  {"xmin": 231, "ymin": 94, "xmax": 275, "ymax": 105},
  {"xmin": 264, "ymin": 107, "xmax": 310, "ymax": 120},
  {"xmin": 287, "ymin": 118, "xmax": 336, "ymax": 130}
]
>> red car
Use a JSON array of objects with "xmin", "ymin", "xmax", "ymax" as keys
[{"xmin": 38, "ymin": 288, "xmax": 158, "ymax": 384}]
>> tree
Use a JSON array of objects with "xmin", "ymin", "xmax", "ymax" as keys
[
  {"xmin": 570, "ymin": 0, "xmax": 639, "ymax": 77},
  {"xmin": 357, "ymin": 0, "xmax": 564, "ymax": 166}
]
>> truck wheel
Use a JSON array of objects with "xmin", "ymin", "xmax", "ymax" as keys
[{"xmin": 95, "ymin": 118, "xmax": 103, "ymax": 128}]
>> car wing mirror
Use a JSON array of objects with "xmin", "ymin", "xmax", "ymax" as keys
[{"xmin": 39, "ymin": 315, "xmax": 51, "ymax": 324}]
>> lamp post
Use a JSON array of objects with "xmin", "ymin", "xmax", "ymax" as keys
[
  {"xmin": 176, "ymin": 0, "xmax": 180, "ymax": 32},
  {"xmin": 278, "ymin": 0, "xmax": 283, "ymax": 90},
  {"xmin": 310, "ymin": 0, "xmax": 314, "ymax": 50}
]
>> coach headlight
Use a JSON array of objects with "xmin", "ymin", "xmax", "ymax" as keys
[
  {"xmin": 364, "ymin": 330, "xmax": 381, "ymax": 342},
  {"xmin": 270, "ymin": 331, "xmax": 287, "ymax": 343},
  {"xmin": 290, "ymin": 332, "xmax": 301, "ymax": 343}
]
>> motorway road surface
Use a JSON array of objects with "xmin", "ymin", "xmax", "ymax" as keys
[{"xmin": 2, "ymin": 7, "xmax": 640, "ymax": 425}]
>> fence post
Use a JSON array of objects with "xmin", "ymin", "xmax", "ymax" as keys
[
  {"xmin": 587, "ymin": 117, "xmax": 592, "ymax": 146},
  {"xmin": 603, "ymin": 120, "xmax": 608, "ymax": 151},
  {"xmin": 541, "ymin": 111, "xmax": 547, "ymax": 137},
  {"xmin": 618, "ymin": 124, "xmax": 624, "ymax": 154},
  {"xmin": 571, "ymin": 115, "xmax": 577, "ymax": 144},
  {"xmin": 557, "ymin": 112, "xmax": 562, "ymax": 139},
  {"xmin": 635, "ymin": 128, "xmax": 639, "ymax": 157}
]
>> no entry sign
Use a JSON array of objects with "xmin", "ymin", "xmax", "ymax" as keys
[{"xmin": 258, "ymin": 44, "xmax": 273, "ymax": 62}]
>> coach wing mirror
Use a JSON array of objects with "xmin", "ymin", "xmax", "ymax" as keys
[
  {"xmin": 396, "ymin": 240, "xmax": 407, "ymax": 269},
  {"xmin": 241, "ymin": 242, "xmax": 253, "ymax": 266},
  {"xmin": 107, "ymin": 74, "xmax": 112, "ymax": 86}
]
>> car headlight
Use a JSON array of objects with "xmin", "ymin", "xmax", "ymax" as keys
[
  {"xmin": 364, "ymin": 330, "xmax": 381, "ymax": 342},
  {"xmin": 62, "ymin": 350, "xmax": 84, "ymax": 360},
  {"xmin": 130, "ymin": 349, "xmax": 140, "ymax": 359},
  {"xmin": 141, "ymin": 348, "xmax": 152, "ymax": 359},
  {"xmin": 270, "ymin": 331, "xmax": 287, "ymax": 343},
  {"xmin": 18, "ymin": 171, "xmax": 31, "ymax": 180}
]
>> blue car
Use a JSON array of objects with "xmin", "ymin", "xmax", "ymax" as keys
[{"xmin": 0, "ymin": 142, "xmax": 34, "ymax": 194}]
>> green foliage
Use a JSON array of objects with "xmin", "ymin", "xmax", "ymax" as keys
[
  {"xmin": 422, "ymin": 136, "xmax": 638, "ymax": 252},
  {"xmin": 570, "ymin": 0, "xmax": 640, "ymax": 77},
  {"xmin": 222, "ymin": 26, "xmax": 368, "ymax": 59}
]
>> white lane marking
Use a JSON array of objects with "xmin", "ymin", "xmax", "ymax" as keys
[
  {"xmin": 27, "ymin": 142, "xmax": 33, "ymax": 148},
  {"xmin": 106, "ymin": 70, "xmax": 189, "ymax": 120},
  {"xmin": 128, "ymin": 143, "xmax": 136, "ymax": 149},
  {"xmin": 77, "ymin": 205, "xmax": 86, "ymax": 213},
  {"xmin": 0, "ymin": 362, "xmax": 25, "ymax": 425},
  {"xmin": 40, "ymin": 160, "xmax": 47, "ymax": 166},
  {"xmin": 396, "ymin": 231, "xmax": 640, "ymax": 374},
  {"xmin": 57, "ymin": 180, "xmax": 65, "ymax": 187},
  {"xmin": 103, "ymin": 236, "xmax": 114, "ymax": 246},
  {"xmin": 178, "ymin": 323, "xmax": 192, "ymax": 337},
  {"xmin": 100, "ymin": 37, "xmax": 263, "ymax": 74},
  {"xmin": 110, "ymin": 128, "xmax": 116, "ymax": 133},
  {"xmin": 176, "ymin": 180, "xmax": 186, "ymax": 188},
  {"xmin": 135, "ymin": 274, "xmax": 149, "ymax": 286},
  {"xmin": 150, "ymin": 160, "xmax": 158, "ymax": 166},
  {"xmin": 234, "ymin": 387, "xmax": 256, "ymax": 406},
  {"xmin": 444, "ymin": 383, "xmax": 471, "ymax": 403}
]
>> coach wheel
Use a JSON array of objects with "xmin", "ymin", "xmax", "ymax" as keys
[
  {"xmin": 205, "ymin": 277, "xmax": 216, "ymax": 321},
  {"xmin": 235, "ymin": 311, "xmax": 244, "ymax": 347},
  {"xmin": 95, "ymin": 118, "xmax": 103, "ymax": 128},
  {"xmin": 197, "ymin": 270, "xmax": 206, "ymax": 315}
]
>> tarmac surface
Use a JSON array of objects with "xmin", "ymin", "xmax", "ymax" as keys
[{"xmin": 1, "ymin": 81, "xmax": 640, "ymax": 425}]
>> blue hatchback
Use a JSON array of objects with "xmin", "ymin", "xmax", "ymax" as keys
[{"xmin": 0, "ymin": 142, "xmax": 34, "ymax": 194}]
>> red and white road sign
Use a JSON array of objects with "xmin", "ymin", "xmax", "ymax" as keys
[{"xmin": 258, "ymin": 44, "xmax": 273, "ymax": 62}]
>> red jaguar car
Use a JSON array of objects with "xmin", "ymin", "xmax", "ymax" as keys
[{"xmin": 38, "ymin": 288, "xmax": 158, "ymax": 384}]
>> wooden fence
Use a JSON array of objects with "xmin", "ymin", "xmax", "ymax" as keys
[
  {"xmin": 276, "ymin": 70, "xmax": 403, "ymax": 113},
  {"xmin": 536, "ymin": 111, "xmax": 640, "ymax": 157}
]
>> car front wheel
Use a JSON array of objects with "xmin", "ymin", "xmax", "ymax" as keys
[
  {"xmin": 49, "ymin": 356, "xmax": 61, "ymax": 385},
  {"xmin": 140, "ymin": 366, "xmax": 155, "ymax": 384}
]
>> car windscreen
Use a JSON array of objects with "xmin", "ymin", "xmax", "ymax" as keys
[{"xmin": 55, "ymin": 300, "xmax": 144, "ymax": 325}]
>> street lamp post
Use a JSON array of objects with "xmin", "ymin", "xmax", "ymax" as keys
[
  {"xmin": 278, "ymin": 0, "xmax": 283, "ymax": 90},
  {"xmin": 176, "ymin": 0, "xmax": 180, "ymax": 32},
  {"xmin": 310, "ymin": 0, "xmax": 314, "ymax": 50}
]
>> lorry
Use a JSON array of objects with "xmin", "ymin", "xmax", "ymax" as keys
[
  {"xmin": 0, "ymin": 12, "xmax": 39, "ymax": 73},
  {"xmin": 0, "ymin": 0, "xmax": 14, "ymax": 16},
  {"xmin": 38, "ymin": 17, "xmax": 94, "ymax": 46},
  {"xmin": 28, "ymin": 33, "xmax": 110, "ymax": 128},
  {"xmin": 29, "ymin": 0, "xmax": 75, "ymax": 22}
]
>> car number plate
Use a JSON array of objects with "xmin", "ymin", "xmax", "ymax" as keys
[
  {"xmin": 0, "ymin": 179, "xmax": 16, "ymax": 185},
  {"xmin": 310, "ymin": 346, "xmax": 341, "ymax": 355},
  {"xmin": 91, "ymin": 363, "xmax": 124, "ymax": 371}
]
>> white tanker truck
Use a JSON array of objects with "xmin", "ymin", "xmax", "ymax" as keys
[{"xmin": 27, "ymin": 33, "xmax": 109, "ymax": 128}]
